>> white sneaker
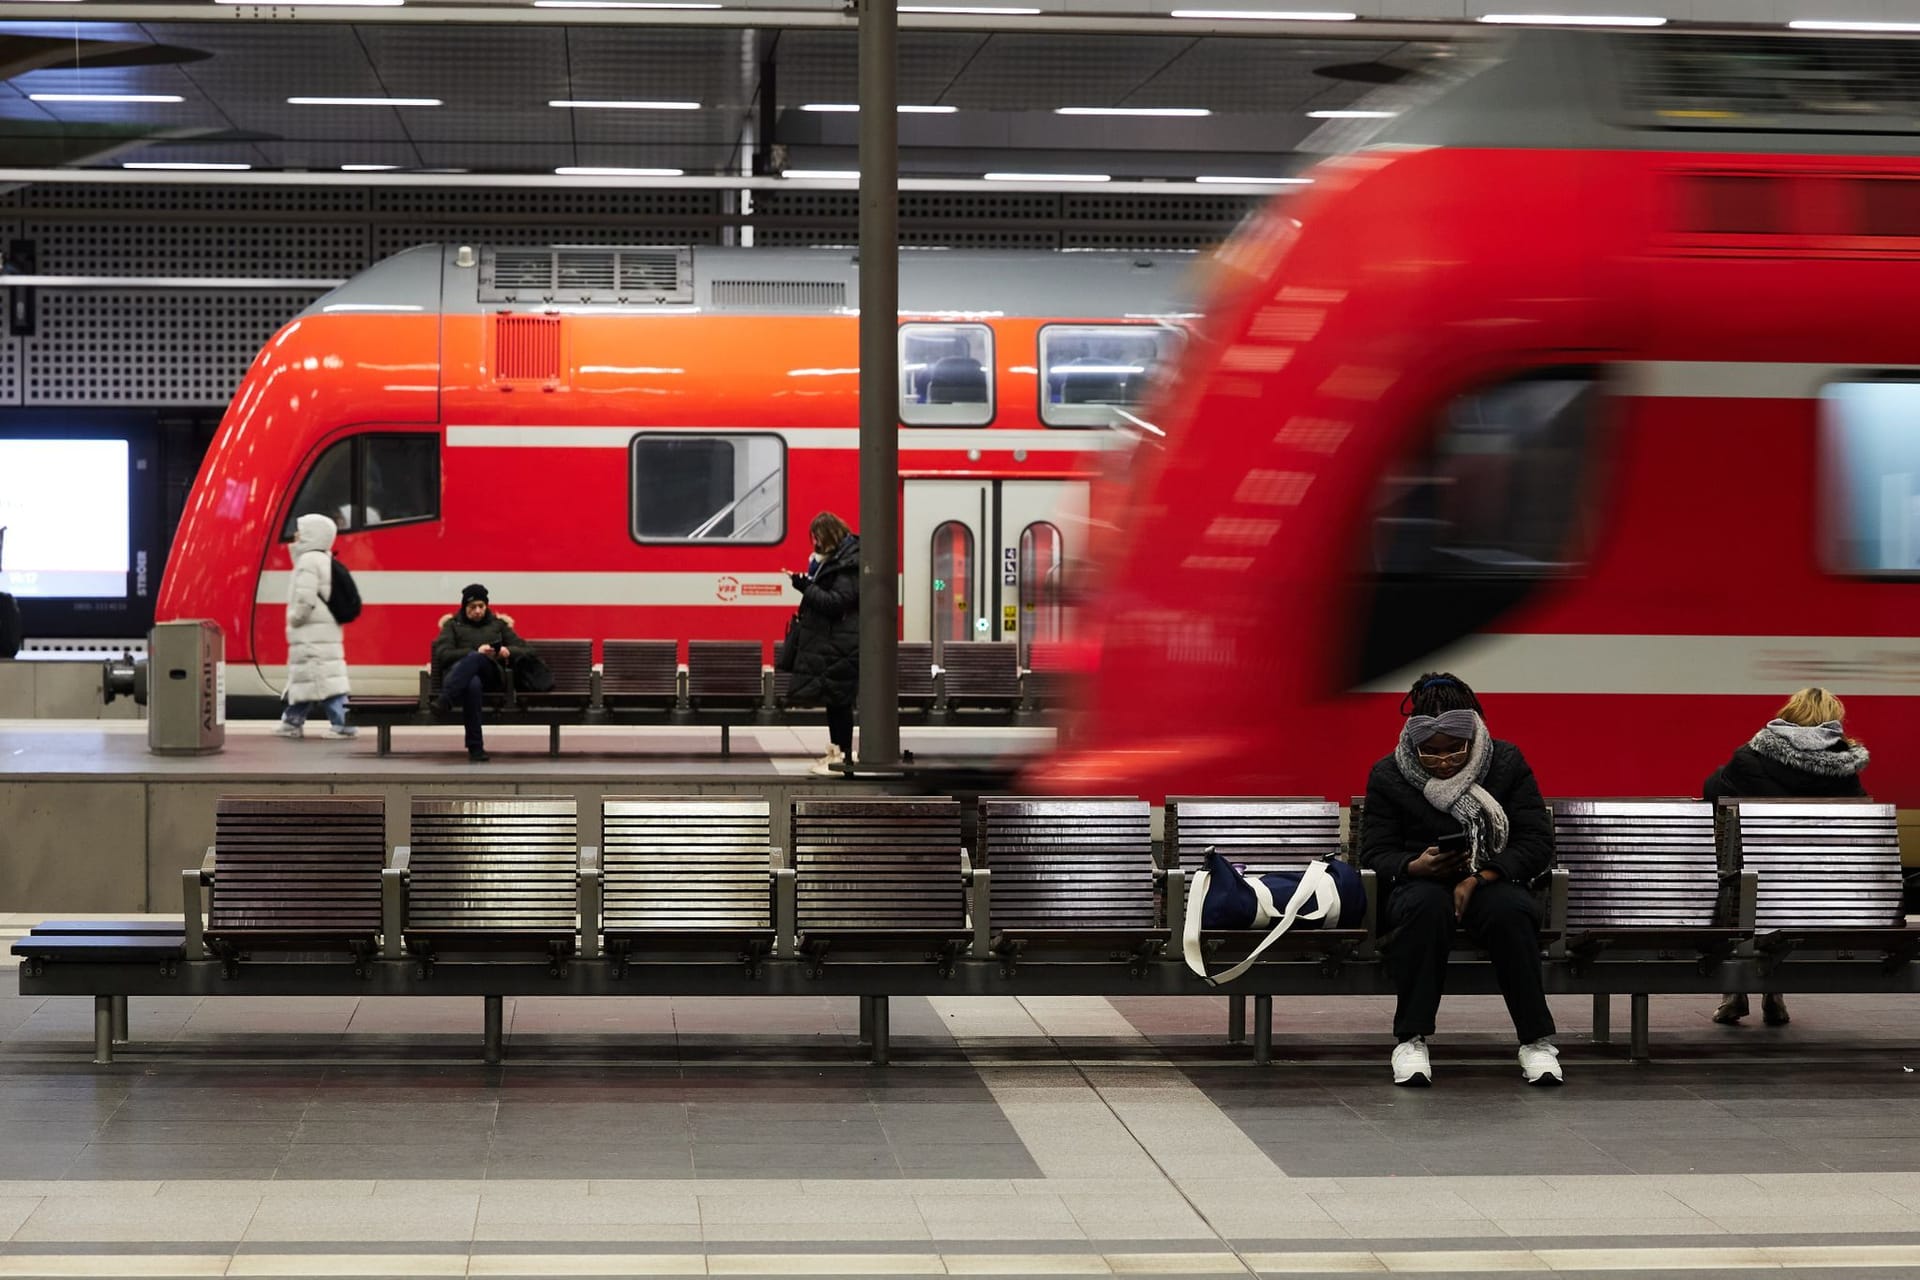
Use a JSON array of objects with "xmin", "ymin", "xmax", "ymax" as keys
[
  {"xmin": 327, "ymin": 724, "xmax": 359, "ymax": 738},
  {"xmin": 274, "ymin": 722, "xmax": 303, "ymax": 739},
  {"xmin": 1518, "ymin": 1039, "xmax": 1563, "ymax": 1086},
  {"xmin": 808, "ymin": 744, "xmax": 846, "ymax": 777},
  {"xmin": 1391, "ymin": 1037, "xmax": 1431, "ymax": 1087}
]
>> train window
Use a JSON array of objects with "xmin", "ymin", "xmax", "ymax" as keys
[
  {"xmin": 281, "ymin": 433, "xmax": 441, "ymax": 539},
  {"xmin": 930, "ymin": 520, "xmax": 975, "ymax": 663},
  {"xmin": 630, "ymin": 432, "xmax": 785, "ymax": 544},
  {"xmin": 1039, "ymin": 325, "xmax": 1181, "ymax": 428},
  {"xmin": 1821, "ymin": 380, "xmax": 1920, "ymax": 574},
  {"xmin": 900, "ymin": 324, "xmax": 993, "ymax": 427},
  {"xmin": 1356, "ymin": 371, "xmax": 1602, "ymax": 683},
  {"xmin": 1018, "ymin": 521, "xmax": 1065, "ymax": 666}
]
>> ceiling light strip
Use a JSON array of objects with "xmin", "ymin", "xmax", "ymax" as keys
[
  {"xmin": 1476, "ymin": 12, "xmax": 1667, "ymax": 24},
  {"xmin": 1168, "ymin": 9, "xmax": 1357, "ymax": 19},
  {"xmin": 1786, "ymin": 19, "xmax": 1920, "ymax": 32},
  {"xmin": 287, "ymin": 96, "xmax": 442, "ymax": 106},
  {"xmin": 1056, "ymin": 106, "xmax": 1210, "ymax": 117},
  {"xmin": 30, "ymin": 93, "xmax": 185, "ymax": 103},
  {"xmin": 550, "ymin": 99, "xmax": 702, "ymax": 109}
]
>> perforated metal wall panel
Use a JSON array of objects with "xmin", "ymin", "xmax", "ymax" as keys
[
  {"xmin": 372, "ymin": 224, "xmax": 720, "ymax": 259},
  {"xmin": 25, "ymin": 221, "xmax": 370, "ymax": 279},
  {"xmin": 17, "ymin": 185, "xmax": 369, "ymax": 216},
  {"xmin": 0, "ymin": 286, "xmax": 20, "ymax": 408},
  {"xmin": 22, "ymin": 291, "xmax": 320, "ymax": 406}
]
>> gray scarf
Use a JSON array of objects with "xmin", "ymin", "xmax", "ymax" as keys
[
  {"xmin": 1752, "ymin": 719, "xmax": 1870, "ymax": 778},
  {"xmin": 1394, "ymin": 709, "xmax": 1510, "ymax": 871}
]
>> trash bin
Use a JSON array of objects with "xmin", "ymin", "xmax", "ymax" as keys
[{"xmin": 114, "ymin": 620, "xmax": 225, "ymax": 755}]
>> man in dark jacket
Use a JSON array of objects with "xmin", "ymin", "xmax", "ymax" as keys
[
  {"xmin": 784, "ymin": 513, "xmax": 860, "ymax": 775},
  {"xmin": 1358, "ymin": 673, "xmax": 1560, "ymax": 1087},
  {"xmin": 430, "ymin": 583, "xmax": 533, "ymax": 763}
]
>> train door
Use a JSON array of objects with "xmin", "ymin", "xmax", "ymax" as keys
[{"xmin": 903, "ymin": 479, "xmax": 1087, "ymax": 664}]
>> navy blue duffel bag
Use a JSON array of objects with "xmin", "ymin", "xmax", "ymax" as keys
[{"xmin": 1180, "ymin": 847, "xmax": 1366, "ymax": 986}]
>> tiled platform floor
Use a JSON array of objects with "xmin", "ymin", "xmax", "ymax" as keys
[{"xmin": 7, "ymin": 922, "xmax": 1920, "ymax": 1277}]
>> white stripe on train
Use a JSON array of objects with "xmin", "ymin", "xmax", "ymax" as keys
[
  {"xmin": 255, "ymin": 570, "xmax": 797, "ymax": 608},
  {"xmin": 445, "ymin": 425, "xmax": 1131, "ymax": 451}
]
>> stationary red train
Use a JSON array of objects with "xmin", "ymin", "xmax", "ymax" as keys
[
  {"xmin": 1041, "ymin": 28, "xmax": 1920, "ymax": 807},
  {"xmin": 157, "ymin": 245, "xmax": 1193, "ymax": 698}
]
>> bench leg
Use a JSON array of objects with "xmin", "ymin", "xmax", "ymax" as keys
[
  {"xmin": 858, "ymin": 995, "xmax": 873, "ymax": 1047},
  {"xmin": 1629, "ymin": 993, "xmax": 1650, "ymax": 1062},
  {"xmin": 1591, "ymin": 994, "xmax": 1610, "ymax": 1045},
  {"xmin": 1252, "ymin": 994, "xmax": 1273, "ymax": 1066},
  {"xmin": 721, "ymin": 723, "xmax": 731, "ymax": 760},
  {"xmin": 93, "ymin": 997, "xmax": 114, "ymax": 1065},
  {"xmin": 111, "ymin": 996, "xmax": 129, "ymax": 1045},
  {"xmin": 377, "ymin": 724, "xmax": 392, "ymax": 756},
  {"xmin": 483, "ymin": 996, "xmax": 504, "ymax": 1065},
  {"xmin": 869, "ymin": 996, "xmax": 890, "ymax": 1067},
  {"xmin": 1226, "ymin": 995, "xmax": 1246, "ymax": 1045},
  {"xmin": 549, "ymin": 724, "xmax": 560, "ymax": 756}
]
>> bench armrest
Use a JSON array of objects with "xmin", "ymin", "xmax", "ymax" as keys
[
  {"xmin": 416, "ymin": 668, "xmax": 431, "ymax": 711},
  {"xmin": 200, "ymin": 846, "xmax": 216, "ymax": 882},
  {"xmin": 773, "ymin": 861, "xmax": 796, "ymax": 960},
  {"xmin": 961, "ymin": 848, "xmax": 974, "ymax": 879},
  {"xmin": 1357, "ymin": 868, "xmax": 1380, "ymax": 959},
  {"xmin": 577, "ymin": 846, "xmax": 601, "ymax": 961},
  {"xmin": 1163, "ymin": 865, "xmax": 1186, "ymax": 948},
  {"xmin": 182, "ymin": 867, "xmax": 206, "ymax": 960},
  {"xmin": 969, "ymin": 866, "xmax": 992, "ymax": 956},
  {"xmin": 381, "ymin": 846, "xmax": 410, "ymax": 961}
]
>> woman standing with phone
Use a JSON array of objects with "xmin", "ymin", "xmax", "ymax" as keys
[{"xmin": 1357, "ymin": 673, "xmax": 1560, "ymax": 1088}]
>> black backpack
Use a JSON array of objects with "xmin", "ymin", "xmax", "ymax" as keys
[{"xmin": 326, "ymin": 557, "xmax": 363, "ymax": 625}]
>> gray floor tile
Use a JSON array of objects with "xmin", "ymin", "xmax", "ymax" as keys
[{"xmin": 62, "ymin": 1143, "xmax": 291, "ymax": 1179}]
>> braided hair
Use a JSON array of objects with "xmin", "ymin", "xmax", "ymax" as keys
[{"xmin": 1399, "ymin": 671, "xmax": 1484, "ymax": 719}]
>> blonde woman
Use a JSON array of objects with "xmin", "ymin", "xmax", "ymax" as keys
[{"xmin": 1703, "ymin": 687, "xmax": 1869, "ymax": 1025}]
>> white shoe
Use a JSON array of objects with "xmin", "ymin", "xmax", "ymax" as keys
[
  {"xmin": 274, "ymin": 722, "xmax": 303, "ymax": 739},
  {"xmin": 1518, "ymin": 1039, "xmax": 1563, "ymax": 1086},
  {"xmin": 327, "ymin": 724, "xmax": 359, "ymax": 738},
  {"xmin": 808, "ymin": 744, "xmax": 846, "ymax": 777},
  {"xmin": 1391, "ymin": 1037, "xmax": 1431, "ymax": 1087}
]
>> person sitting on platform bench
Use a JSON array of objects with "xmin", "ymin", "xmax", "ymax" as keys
[
  {"xmin": 1358, "ymin": 671, "xmax": 1561, "ymax": 1088},
  {"xmin": 1703, "ymin": 685, "xmax": 1870, "ymax": 1028},
  {"xmin": 431, "ymin": 582, "xmax": 532, "ymax": 764}
]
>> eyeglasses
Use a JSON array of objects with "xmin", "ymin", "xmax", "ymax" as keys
[{"xmin": 1417, "ymin": 745, "xmax": 1470, "ymax": 767}]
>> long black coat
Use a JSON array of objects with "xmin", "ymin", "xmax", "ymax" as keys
[
  {"xmin": 787, "ymin": 535, "xmax": 860, "ymax": 708},
  {"xmin": 431, "ymin": 608, "xmax": 532, "ymax": 676},
  {"xmin": 1357, "ymin": 740, "xmax": 1554, "ymax": 889},
  {"xmin": 1703, "ymin": 743, "xmax": 1868, "ymax": 802}
]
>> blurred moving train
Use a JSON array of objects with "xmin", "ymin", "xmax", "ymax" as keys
[
  {"xmin": 156, "ymin": 246, "xmax": 1192, "ymax": 698},
  {"xmin": 1040, "ymin": 28, "xmax": 1920, "ymax": 808}
]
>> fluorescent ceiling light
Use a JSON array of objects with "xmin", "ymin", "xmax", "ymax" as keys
[
  {"xmin": 30, "ymin": 92, "xmax": 184, "ymax": 103},
  {"xmin": 799, "ymin": 103, "xmax": 959, "ymax": 113},
  {"xmin": 1195, "ymin": 174, "xmax": 1312, "ymax": 184},
  {"xmin": 1787, "ymin": 19, "xmax": 1920, "ymax": 32},
  {"xmin": 1170, "ymin": 9, "xmax": 1358, "ymax": 19},
  {"xmin": 322, "ymin": 303, "xmax": 424, "ymax": 312},
  {"xmin": 555, "ymin": 166, "xmax": 685, "ymax": 176},
  {"xmin": 533, "ymin": 1, "xmax": 721, "ymax": 6},
  {"xmin": 1477, "ymin": 12, "xmax": 1667, "ymax": 24},
  {"xmin": 1056, "ymin": 106, "xmax": 1211, "ymax": 117},
  {"xmin": 784, "ymin": 169, "xmax": 861, "ymax": 179},
  {"xmin": 550, "ymin": 99, "xmax": 701, "ymax": 110},
  {"xmin": 216, "ymin": 0, "xmax": 404, "ymax": 6},
  {"xmin": 900, "ymin": 5, "xmax": 1041, "ymax": 13},
  {"xmin": 341, "ymin": 164, "xmax": 400, "ymax": 171},
  {"xmin": 1308, "ymin": 108, "xmax": 1396, "ymax": 118},
  {"xmin": 123, "ymin": 161, "xmax": 252, "ymax": 170},
  {"xmin": 288, "ymin": 96, "xmax": 442, "ymax": 107},
  {"xmin": 984, "ymin": 171, "xmax": 1110, "ymax": 182}
]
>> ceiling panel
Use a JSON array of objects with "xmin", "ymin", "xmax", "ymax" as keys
[
  {"xmin": 939, "ymin": 33, "xmax": 1195, "ymax": 110},
  {"xmin": 770, "ymin": 29, "xmax": 988, "ymax": 106}
]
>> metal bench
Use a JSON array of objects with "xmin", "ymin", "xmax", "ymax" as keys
[
  {"xmin": 1023, "ymin": 642, "xmax": 1080, "ymax": 711},
  {"xmin": 976, "ymin": 797, "xmax": 1159, "ymax": 972},
  {"xmin": 898, "ymin": 641, "xmax": 936, "ymax": 711},
  {"xmin": 687, "ymin": 640, "xmax": 763, "ymax": 711},
  {"xmin": 599, "ymin": 796, "xmax": 778, "ymax": 972},
  {"xmin": 11, "ymin": 922, "xmax": 185, "ymax": 1064},
  {"xmin": 940, "ymin": 642, "xmax": 1021, "ymax": 712},
  {"xmin": 201, "ymin": 795, "xmax": 386, "ymax": 963},
  {"xmin": 1722, "ymin": 799, "xmax": 1912, "ymax": 962},
  {"xmin": 601, "ymin": 639, "xmax": 679, "ymax": 710},
  {"xmin": 400, "ymin": 796, "xmax": 581, "ymax": 960},
  {"xmin": 513, "ymin": 639, "xmax": 595, "ymax": 711}
]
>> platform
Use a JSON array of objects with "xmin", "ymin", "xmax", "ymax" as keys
[
  {"xmin": 3, "ymin": 916, "xmax": 1919, "ymax": 1280},
  {"xmin": 0, "ymin": 720, "xmax": 1053, "ymax": 914}
]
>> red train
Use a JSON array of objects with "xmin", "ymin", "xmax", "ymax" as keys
[
  {"xmin": 1039, "ymin": 28, "xmax": 1920, "ymax": 807},
  {"xmin": 157, "ymin": 246, "xmax": 1193, "ymax": 698}
]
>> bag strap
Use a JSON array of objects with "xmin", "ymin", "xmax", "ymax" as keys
[{"xmin": 1185, "ymin": 861, "xmax": 1339, "ymax": 988}]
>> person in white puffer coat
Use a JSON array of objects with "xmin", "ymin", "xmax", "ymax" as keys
[{"xmin": 277, "ymin": 513, "xmax": 356, "ymax": 739}]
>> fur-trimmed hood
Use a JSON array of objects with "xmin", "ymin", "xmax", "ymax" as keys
[{"xmin": 1747, "ymin": 725, "xmax": 1869, "ymax": 778}]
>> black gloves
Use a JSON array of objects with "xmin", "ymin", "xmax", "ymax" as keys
[{"xmin": 790, "ymin": 573, "xmax": 811, "ymax": 592}]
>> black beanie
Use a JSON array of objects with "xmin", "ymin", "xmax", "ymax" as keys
[{"xmin": 461, "ymin": 583, "xmax": 489, "ymax": 607}]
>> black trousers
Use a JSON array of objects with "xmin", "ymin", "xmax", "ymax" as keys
[
  {"xmin": 442, "ymin": 651, "xmax": 504, "ymax": 751},
  {"xmin": 826, "ymin": 703, "xmax": 854, "ymax": 756},
  {"xmin": 1384, "ymin": 877, "xmax": 1555, "ymax": 1045}
]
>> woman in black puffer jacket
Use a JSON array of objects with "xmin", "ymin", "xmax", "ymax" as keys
[
  {"xmin": 1703, "ymin": 687, "xmax": 1870, "ymax": 1027},
  {"xmin": 784, "ymin": 512, "xmax": 860, "ymax": 775}
]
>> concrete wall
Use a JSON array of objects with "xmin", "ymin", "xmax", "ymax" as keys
[
  {"xmin": 0, "ymin": 661, "xmax": 143, "ymax": 721},
  {"xmin": 2, "ymin": 776, "xmax": 905, "ymax": 914}
]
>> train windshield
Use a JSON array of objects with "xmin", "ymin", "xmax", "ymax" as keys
[
  {"xmin": 1822, "ymin": 379, "xmax": 1920, "ymax": 574},
  {"xmin": 1357, "ymin": 371, "xmax": 1603, "ymax": 682},
  {"xmin": 1615, "ymin": 34, "xmax": 1920, "ymax": 135}
]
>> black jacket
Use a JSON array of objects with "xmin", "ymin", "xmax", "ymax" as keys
[
  {"xmin": 786, "ymin": 534, "xmax": 860, "ymax": 708},
  {"xmin": 431, "ymin": 608, "xmax": 532, "ymax": 676},
  {"xmin": 1703, "ymin": 742, "xmax": 1868, "ymax": 803},
  {"xmin": 1358, "ymin": 740, "xmax": 1554, "ymax": 890}
]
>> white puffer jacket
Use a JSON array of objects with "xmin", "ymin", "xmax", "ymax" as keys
[{"xmin": 284, "ymin": 513, "xmax": 350, "ymax": 704}]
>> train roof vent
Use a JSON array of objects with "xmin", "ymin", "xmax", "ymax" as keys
[
  {"xmin": 709, "ymin": 279, "xmax": 848, "ymax": 310},
  {"xmin": 478, "ymin": 246, "xmax": 693, "ymax": 304}
]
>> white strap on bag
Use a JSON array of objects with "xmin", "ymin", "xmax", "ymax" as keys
[{"xmin": 1182, "ymin": 860, "xmax": 1343, "ymax": 987}]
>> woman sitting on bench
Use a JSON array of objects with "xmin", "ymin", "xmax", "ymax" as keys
[
  {"xmin": 1357, "ymin": 672, "xmax": 1561, "ymax": 1089},
  {"xmin": 431, "ymin": 583, "xmax": 532, "ymax": 764}
]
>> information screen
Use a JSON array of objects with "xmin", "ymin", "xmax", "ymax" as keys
[{"xmin": 0, "ymin": 439, "xmax": 131, "ymax": 598}]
